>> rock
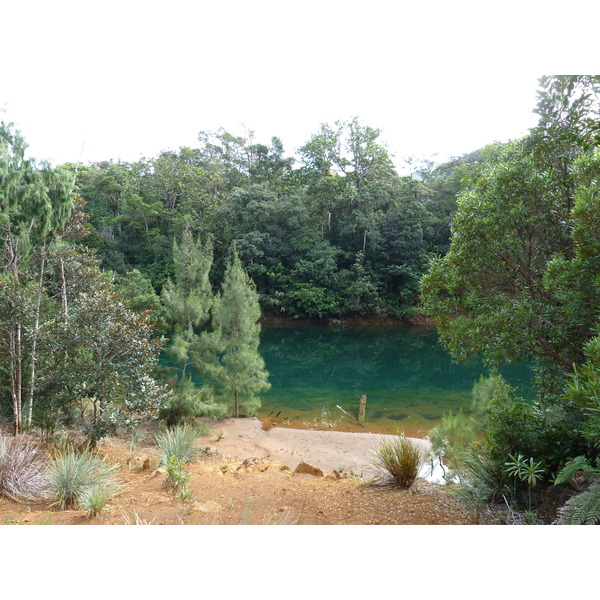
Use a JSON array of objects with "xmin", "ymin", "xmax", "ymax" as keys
[
  {"xmin": 128, "ymin": 455, "xmax": 158, "ymax": 472},
  {"xmin": 294, "ymin": 461, "xmax": 324, "ymax": 477},
  {"xmin": 197, "ymin": 447, "xmax": 224, "ymax": 462},
  {"xmin": 193, "ymin": 501, "xmax": 223, "ymax": 514},
  {"xmin": 569, "ymin": 470, "xmax": 600, "ymax": 492},
  {"xmin": 266, "ymin": 461, "xmax": 290, "ymax": 472},
  {"xmin": 236, "ymin": 458, "xmax": 270, "ymax": 473},
  {"xmin": 234, "ymin": 458, "xmax": 291, "ymax": 473}
]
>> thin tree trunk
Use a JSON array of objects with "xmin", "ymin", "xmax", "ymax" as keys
[
  {"xmin": 10, "ymin": 323, "xmax": 23, "ymax": 435},
  {"xmin": 26, "ymin": 245, "xmax": 47, "ymax": 426},
  {"xmin": 60, "ymin": 258, "xmax": 69, "ymax": 318},
  {"xmin": 234, "ymin": 390, "xmax": 239, "ymax": 418}
]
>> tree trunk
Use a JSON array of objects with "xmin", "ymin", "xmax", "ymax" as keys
[
  {"xmin": 26, "ymin": 245, "xmax": 47, "ymax": 426},
  {"xmin": 234, "ymin": 390, "xmax": 239, "ymax": 418},
  {"xmin": 60, "ymin": 258, "xmax": 69, "ymax": 319},
  {"xmin": 10, "ymin": 323, "xmax": 23, "ymax": 435}
]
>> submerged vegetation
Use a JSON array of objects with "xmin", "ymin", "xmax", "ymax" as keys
[{"xmin": 0, "ymin": 75, "xmax": 599, "ymax": 524}]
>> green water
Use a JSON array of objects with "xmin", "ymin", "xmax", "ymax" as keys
[
  {"xmin": 162, "ymin": 324, "xmax": 534, "ymax": 437},
  {"xmin": 257, "ymin": 325, "xmax": 533, "ymax": 436}
]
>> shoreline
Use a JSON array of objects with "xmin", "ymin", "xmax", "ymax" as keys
[{"xmin": 201, "ymin": 416, "xmax": 441, "ymax": 481}]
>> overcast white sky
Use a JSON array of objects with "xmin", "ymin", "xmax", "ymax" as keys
[{"xmin": 2, "ymin": 0, "xmax": 598, "ymax": 173}]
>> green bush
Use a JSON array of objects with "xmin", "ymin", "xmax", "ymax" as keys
[
  {"xmin": 427, "ymin": 409, "xmax": 477, "ymax": 478},
  {"xmin": 49, "ymin": 450, "xmax": 119, "ymax": 510},
  {"xmin": 164, "ymin": 455, "xmax": 191, "ymax": 493},
  {"xmin": 371, "ymin": 432, "xmax": 424, "ymax": 489},
  {"xmin": 159, "ymin": 380, "xmax": 228, "ymax": 427}
]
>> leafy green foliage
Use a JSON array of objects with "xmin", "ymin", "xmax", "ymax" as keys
[
  {"xmin": 553, "ymin": 455, "xmax": 600, "ymax": 525},
  {"xmin": 159, "ymin": 377, "xmax": 228, "ymax": 427},
  {"xmin": 164, "ymin": 455, "xmax": 191, "ymax": 494},
  {"xmin": 427, "ymin": 409, "xmax": 477, "ymax": 477},
  {"xmin": 555, "ymin": 483, "xmax": 600, "ymax": 525}
]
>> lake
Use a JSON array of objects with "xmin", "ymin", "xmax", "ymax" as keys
[
  {"xmin": 257, "ymin": 324, "xmax": 533, "ymax": 436},
  {"xmin": 162, "ymin": 323, "xmax": 534, "ymax": 438}
]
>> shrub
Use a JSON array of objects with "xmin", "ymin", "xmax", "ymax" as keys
[
  {"xmin": 371, "ymin": 432, "xmax": 424, "ymax": 489},
  {"xmin": 427, "ymin": 409, "xmax": 477, "ymax": 478},
  {"xmin": 49, "ymin": 449, "xmax": 119, "ymax": 510},
  {"xmin": 155, "ymin": 423, "xmax": 207, "ymax": 466},
  {"xmin": 0, "ymin": 434, "xmax": 51, "ymax": 502},
  {"xmin": 447, "ymin": 446, "xmax": 504, "ymax": 522},
  {"xmin": 159, "ymin": 380, "xmax": 228, "ymax": 427},
  {"xmin": 164, "ymin": 455, "xmax": 191, "ymax": 492},
  {"xmin": 554, "ymin": 456, "xmax": 600, "ymax": 525},
  {"xmin": 78, "ymin": 483, "xmax": 120, "ymax": 517}
]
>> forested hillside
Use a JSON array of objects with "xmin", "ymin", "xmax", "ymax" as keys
[{"xmin": 67, "ymin": 118, "xmax": 479, "ymax": 320}]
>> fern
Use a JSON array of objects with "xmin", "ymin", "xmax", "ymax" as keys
[
  {"xmin": 555, "ymin": 483, "xmax": 600, "ymax": 525},
  {"xmin": 554, "ymin": 456, "xmax": 598, "ymax": 486}
]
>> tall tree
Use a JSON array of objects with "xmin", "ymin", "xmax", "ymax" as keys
[
  {"xmin": 0, "ymin": 122, "xmax": 73, "ymax": 434},
  {"xmin": 197, "ymin": 250, "xmax": 270, "ymax": 417},
  {"xmin": 161, "ymin": 229, "xmax": 214, "ymax": 379}
]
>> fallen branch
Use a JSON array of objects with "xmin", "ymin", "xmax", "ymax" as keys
[{"xmin": 336, "ymin": 405, "xmax": 365, "ymax": 428}]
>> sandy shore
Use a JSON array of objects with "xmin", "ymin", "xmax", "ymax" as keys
[{"xmin": 202, "ymin": 417, "xmax": 439, "ymax": 480}]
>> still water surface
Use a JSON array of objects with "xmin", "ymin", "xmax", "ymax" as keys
[{"xmin": 256, "ymin": 324, "xmax": 533, "ymax": 437}]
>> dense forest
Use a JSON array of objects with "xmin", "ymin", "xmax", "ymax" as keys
[
  {"xmin": 66, "ymin": 116, "xmax": 471, "ymax": 321},
  {"xmin": 1, "ymin": 75, "xmax": 599, "ymax": 524}
]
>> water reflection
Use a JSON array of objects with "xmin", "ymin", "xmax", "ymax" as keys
[{"xmin": 258, "ymin": 325, "xmax": 533, "ymax": 436}]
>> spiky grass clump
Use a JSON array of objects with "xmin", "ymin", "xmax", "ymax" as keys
[
  {"xmin": 371, "ymin": 432, "xmax": 425, "ymax": 489},
  {"xmin": 78, "ymin": 483, "xmax": 120, "ymax": 517},
  {"xmin": 155, "ymin": 423, "xmax": 207, "ymax": 466},
  {"xmin": 0, "ymin": 434, "xmax": 51, "ymax": 502},
  {"xmin": 49, "ymin": 449, "xmax": 119, "ymax": 511}
]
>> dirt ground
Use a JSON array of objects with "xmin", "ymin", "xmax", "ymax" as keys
[{"xmin": 0, "ymin": 417, "xmax": 474, "ymax": 525}]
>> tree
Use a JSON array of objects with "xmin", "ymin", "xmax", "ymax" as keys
[
  {"xmin": 161, "ymin": 230, "xmax": 214, "ymax": 379},
  {"xmin": 48, "ymin": 287, "xmax": 170, "ymax": 444},
  {"xmin": 197, "ymin": 250, "xmax": 270, "ymax": 417},
  {"xmin": 420, "ymin": 76, "xmax": 600, "ymax": 490},
  {"xmin": 0, "ymin": 121, "xmax": 73, "ymax": 434},
  {"xmin": 420, "ymin": 136, "xmax": 596, "ymax": 371}
]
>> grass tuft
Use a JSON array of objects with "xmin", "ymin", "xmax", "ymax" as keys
[
  {"xmin": 155, "ymin": 423, "xmax": 207, "ymax": 466},
  {"xmin": 0, "ymin": 434, "xmax": 51, "ymax": 502},
  {"xmin": 371, "ymin": 431, "xmax": 424, "ymax": 489},
  {"xmin": 48, "ymin": 449, "xmax": 119, "ymax": 511}
]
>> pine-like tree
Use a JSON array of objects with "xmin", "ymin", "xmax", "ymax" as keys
[
  {"xmin": 198, "ymin": 249, "xmax": 270, "ymax": 417},
  {"xmin": 161, "ymin": 229, "xmax": 213, "ymax": 378}
]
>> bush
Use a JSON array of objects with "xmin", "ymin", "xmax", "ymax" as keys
[
  {"xmin": 159, "ymin": 380, "xmax": 228, "ymax": 427},
  {"xmin": 427, "ymin": 409, "xmax": 477, "ymax": 478},
  {"xmin": 49, "ymin": 449, "xmax": 119, "ymax": 510},
  {"xmin": 164, "ymin": 455, "xmax": 191, "ymax": 493},
  {"xmin": 78, "ymin": 483, "xmax": 120, "ymax": 517},
  {"xmin": 155, "ymin": 423, "xmax": 208, "ymax": 466},
  {"xmin": 371, "ymin": 432, "xmax": 424, "ymax": 489},
  {"xmin": 0, "ymin": 434, "xmax": 51, "ymax": 502}
]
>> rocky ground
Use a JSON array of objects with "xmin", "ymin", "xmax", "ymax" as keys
[{"xmin": 0, "ymin": 418, "xmax": 475, "ymax": 525}]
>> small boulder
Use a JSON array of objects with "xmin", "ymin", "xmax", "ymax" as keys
[
  {"xmin": 294, "ymin": 462, "xmax": 324, "ymax": 477},
  {"xmin": 128, "ymin": 455, "xmax": 158, "ymax": 472},
  {"xmin": 236, "ymin": 458, "xmax": 270, "ymax": 473},
  {"xmin": 193, "ymin": 501, "xmax": 223, "ymax": 514}
]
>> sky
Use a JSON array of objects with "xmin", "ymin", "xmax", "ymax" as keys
[{"xmin": 4, "ymin": 0, "xmax": 598, "ymax": 174}]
